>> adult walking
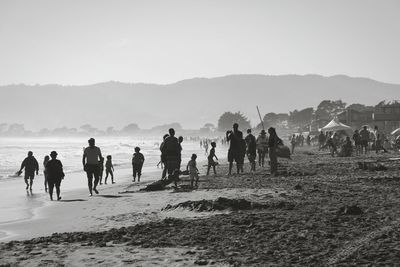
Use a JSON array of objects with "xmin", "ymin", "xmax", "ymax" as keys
[
  {"xmin": 268, "ymin": 127, "xmax": 281, "ymax": 176},
  {"xmin": 226, "ymin": 123, "xmax": 244, "ymax": 175},
  {"xmin": 82, "ymin": 138, "xmax": 102, "ymax": 196},
  {"xmin": 18, "ymin": 151, "xmax": 39, "ymax": 190},
  {"xmin": 46, "ymin": 151, "xmax": 64, "ymax": 201},
  {"xmin": 256, "ymin": 130, "xmax": 268, "ymax": 167}
]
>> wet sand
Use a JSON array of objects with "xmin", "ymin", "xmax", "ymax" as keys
[{"xmin": 1, "ymin": 147, "xmax": 400, "ymax": 266}]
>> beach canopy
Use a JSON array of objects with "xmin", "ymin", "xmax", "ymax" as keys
[
  {"xmin": 321, "ymin": 117, "xmax": 353, "ymax": 133},
  {"xmin": 391, "ymin": 128, "xmax": 400, "ymax": 136}
]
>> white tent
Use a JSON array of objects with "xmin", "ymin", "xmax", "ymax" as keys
[{"xmin": 321, "ymin": 117, "xmax": 353, "ymax": 134}]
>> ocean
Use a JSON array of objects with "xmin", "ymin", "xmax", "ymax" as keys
[{"xmin": 0, "ymin": 136, "xmax": 222, "ymax": 179}]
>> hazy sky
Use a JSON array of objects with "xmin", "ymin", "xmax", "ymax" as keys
[{"xmin": 0, "ymin": 0, "xmax": 399, "ymax": 85}]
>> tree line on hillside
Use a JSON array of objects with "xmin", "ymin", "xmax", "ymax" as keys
[
  {"xmin": 217, "ymin": 100, "xmax": 398, "ymax": 132},
  {"xmin": 1, "ymin": 100, "xmax": 398, "ymax": 137}
]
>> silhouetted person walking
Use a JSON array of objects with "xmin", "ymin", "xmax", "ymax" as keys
[
  {"xmin": 43, "ymin": 155, "xmax": 50, "ymax": 192},
  {"xmin": 104, "ymin": 155, "xmax": 114, "ymax": 184},
  {"xmin": 18, "ymin": 151, "xmax": 39, "ymax": 190},
  {"xmin": 46, "ymin": 151, "xmax": 64, "ymax": 201},
  {"xmin": 83, "ymin": 138, "xmax": 102, "ymax": 196},
  {"xmin": 207, "ymin": 142, "xmax": 218, "ymax": 175},
  {"xmin": 226, "ymin": 123, "xmax": 243, "ymax": 175}
]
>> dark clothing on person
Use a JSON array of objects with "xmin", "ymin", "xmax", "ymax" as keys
[
  {"xmin": 245, "ymin": 134, "xmax": 257, "ymax": 155},
  {"xmin": 85, "ymin": 164, "xmax": 100, "ymax": 194},
  {"xmin": 132, "ymin": 152, "xmax": 145, "ymax": 181},
  {"xmin": 207, "ymin": 147, "xmax": 217, "ymax": 175},
  {"xmin": 227, "ymin": 130, "xmax": 243, "ymax": 163},
  {"xmin": 353, "ymin": 132, "xmax": 361, "ymax": 145},
  {"xmin": 46, "ymin": 159, "xmax": 64, "ymax": 181},
  {"xmin": 21, "ymin": 156, "xmax": 39, "ymax": 176},
  {"xmin": 46, "ymin": 159, "xmax": 64, "ymax": 200},
  {"xmin": 161, "ymin": 136, "xmax": 181, "ymax": 175},
  {"xmin": 268, "ymin": 133, "xmax": 281, "ymax": 175}
]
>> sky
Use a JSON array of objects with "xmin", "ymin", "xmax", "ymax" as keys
[{"xmin": 0, "ymin": 0, "xmax": 399, "ymax": 85}]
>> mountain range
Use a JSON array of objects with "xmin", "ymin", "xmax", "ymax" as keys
[{"xmin": 0, "ymin": 74, "xmax": 399, "ymax": 131}]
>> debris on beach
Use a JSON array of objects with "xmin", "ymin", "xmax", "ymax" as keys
[
  {"xmin": 357, "ymin": 161, "xmax": 388, "ymax": 171},
  {"xmin": 337, "ymin": 205, "xmax": 364, "ymax": 215},
  {"xmin": 162, "ymin": 197, "xmax": 295, "ymax": 212}
]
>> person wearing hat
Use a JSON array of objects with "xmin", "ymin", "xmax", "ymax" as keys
[
  {"xmin": 82, "ymin": 138, "xmax": 103, "ymax": 196},
  {"xmin": 46, "ymin": 151, "xmax": 65, "ymax": 201},
  {"xmin": 256, "ymin": 130, "xmax": 268, "ymax": 167}
]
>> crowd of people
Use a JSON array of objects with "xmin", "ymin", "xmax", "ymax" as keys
[
  {"xmin": 17, "ymin": 123, "xmax": 398, "ymax": 200},
  {"xmin": 17, "ymin": 123, "xmax": 285, "ymax": 200}
]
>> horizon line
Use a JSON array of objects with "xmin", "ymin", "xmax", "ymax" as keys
[{"xmin": 0, "ymin": 73, "xmax": 395, "ymax": 87}]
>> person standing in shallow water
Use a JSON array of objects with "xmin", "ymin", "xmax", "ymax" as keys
[
  {"xmin": 104, "ymin": 155, "xmax": 114, "ymax": 184},
  {"xmin": 268, "ymin": 127, "xmax": 281, "ymax": 176},
  {"xmin": 46, "ymin": 151, "xmax": 64, "ymax": 201},
  {"xmin": 43, "ymin": 155, "xmax": 50, "ymax": 192},
  {"xmin": 226, "ymin": 123, "xmax": 243, "ymax": 175},
  {"xmin": 82, "ymin": 138, "xmax": 102, "ymax": 196},
  {"xmin": 18, "ymin": 151, "xmax": 39, "ymax": 191}
]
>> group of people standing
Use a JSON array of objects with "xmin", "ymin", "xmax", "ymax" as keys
[
  {"xmin": 226, "ymin": 123, "xmax": 281, "ymax": 176},
  {"xmin": 316, "ymin": 125, "xmax": 389, "ymax": 157}
]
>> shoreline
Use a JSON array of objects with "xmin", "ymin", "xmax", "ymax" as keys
[
  {"xmin": 0, "ymin": 166, "xmax": 158, "ymax": 242},
  {"xmin": 0, "ymin": 157, "xmax": 215, "ymax": 242}
]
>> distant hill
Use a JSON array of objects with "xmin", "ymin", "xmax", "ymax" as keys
[{"xmin": 0, "ymin": 74, "xmax": 399, "ymax": 130}]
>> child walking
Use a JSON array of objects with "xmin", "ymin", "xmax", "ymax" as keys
[
  {"xmin": 187, "ymin": 154, "xmax": 199, "ymax": 188},
  {"xmin": 104, "ymin": 155, "xmax": 115, "ymax": 184},
  {"xmin": 206, "ymin": 142, "xmax": 218, "ymax": 175},
  {"xmin": 132, "ymin": 147, "xmax": 145, "ymax": 182}
]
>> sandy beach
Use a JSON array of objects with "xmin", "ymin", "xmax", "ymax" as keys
[{"xmin": 1, "ymin": 147, "xmax": 400, "ymax": 266}]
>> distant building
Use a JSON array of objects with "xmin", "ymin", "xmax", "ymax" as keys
[
  {"xmin": 373, "ymin": 103, "xmax": 400, "ymax": 132},
  {"xmin": 338, "ymin": 102, "xmax": 400, "ymax": 133}
]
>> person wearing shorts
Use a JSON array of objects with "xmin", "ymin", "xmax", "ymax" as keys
[
  {"xmin": 18, "ymin": 151, "xmax": 39, "ymax": 191},
  {"xmin": 83, "ymin": 138, "xmax": 102, "ymax": 196}
]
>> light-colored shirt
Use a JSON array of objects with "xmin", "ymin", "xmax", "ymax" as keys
[
  {"xmin": 187, "ymin": 160, "xmax": 197, "ymax": 174},
  {"xmin": 84, "ymin": 146, "xmax": 102, "ymax": 165}
]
